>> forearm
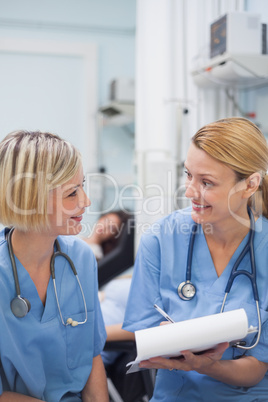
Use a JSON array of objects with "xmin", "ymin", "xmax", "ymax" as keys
[
  {"xmin": 106, "ymin": 324, "xmax": 135, "ymax": 342},
  {"xmin": 199, "ymin": 356, "xmax": 268, "ymax": 387},
  {"xmin": 82, "ymin": 355, "xmax": 109, "ymax": 402},
  {"xmin": 0, "ymin": 392, "xmax": 42, "ymax": 401},
  {"xmin": 141, "ymin": 343, "xmax": 268, "ymax": 388}
]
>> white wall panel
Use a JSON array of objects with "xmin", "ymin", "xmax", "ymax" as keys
[
  {"xmin": 135, "ymin": 0, "xmax": 251, "ymax": 245},
  {"xmin": 0, "ymin": 38, "xmax": 97, "ymax": 173}
]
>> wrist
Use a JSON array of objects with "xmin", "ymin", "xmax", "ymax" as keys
[{"xmin": 196, "ymin": 359, "xmax": 219, "ymax": 376}]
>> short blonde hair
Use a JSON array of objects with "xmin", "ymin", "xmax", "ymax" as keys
[
  {"xmin": 192, "ymin": 117, "xmax": 268, "ymax": 218},
  {"xmin": 0, "ymin": 130, "xmax": 81, "ymax": 231}
]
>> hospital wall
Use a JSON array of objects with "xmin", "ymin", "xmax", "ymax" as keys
[
  {"xmin": 0, "ymin": 0, "xmax": 136, "ymax": 234},
  {"xmin": 244, "ymin": 0, "xmax": 268, "ymax": 137},
  {"xmin": 134, "ymin": 0, "xmax": 268, "ymax": 247},
  {"xmin": 0, "ymin": 0, "xmax": 268, "ymax": 240}
]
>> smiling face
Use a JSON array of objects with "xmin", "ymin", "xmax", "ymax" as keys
[
  {"xmin": 48, "ymin": 164, "xmax": 90, "ymax": 236},
  {"xmin": 184, "ymin": 143, "xmax": 249, "ymax": 228}
]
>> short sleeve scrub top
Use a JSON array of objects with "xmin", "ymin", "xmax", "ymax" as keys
[
  {"xmin": 0, "ymin": 230, "xmax": 106, "ymax": 402},
  {"xmin": 123, "ymin": 208, "xmax": 268, "ymax": 401}
]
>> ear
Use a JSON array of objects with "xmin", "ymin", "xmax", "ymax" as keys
[{"xmin": 242, "ymin": 173, "xmax": 261, "ymax": 199}]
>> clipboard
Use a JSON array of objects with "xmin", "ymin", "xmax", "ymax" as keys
[{"xmin": 127, "ymin": 308, "xmax": 253, "ymax": 373}]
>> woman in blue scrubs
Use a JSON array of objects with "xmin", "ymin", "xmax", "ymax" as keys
[
  {"xmin": 0, "ymin": 131, "xmax": 108, "ymax": 401},
  {"xmin": 123, "ymin": 117, "xmax": 268, "ymax": 401}
]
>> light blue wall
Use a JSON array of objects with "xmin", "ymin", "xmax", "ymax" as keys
[
  {"xmin": 0, "ymin": 0, "xmax": 136, "ymax": 232},
  {"xmin": 246, "ymin": 0, "xmax": 268, "ymax": 17},
  {"xmin": 0, "ymin": 0, "xmax": 136, "ymax": 105}
]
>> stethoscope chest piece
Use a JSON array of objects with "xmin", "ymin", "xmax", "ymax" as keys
[
  {"xmin": 7, "ymin": 227, "xmax": 31, "ymax": 318},
  {"xmin": 176, "ymin": 207, "xmax": 262, "ymax": 350},
  {"xmin": 178, "ymin": 223, "xmax": 198, "ymax": 301},
  {"xmin": 7, "ymin": 227, "xmax": 87, "ymax": 325},
  {"xmin": 10, "ymin": 295, "xmax": 31, "ymax": 318},
  {"xmin": 178, "ymin": 281, "xmax": 196, "ymax": 300}
]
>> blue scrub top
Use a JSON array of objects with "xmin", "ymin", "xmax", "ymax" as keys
[
  {"xmin": 0, "ymin": 230, "xmax": 106, "ymax": 401},
  {"xmin": 123, "ymin": 207, "xmax": 268, "ymax": 401}
]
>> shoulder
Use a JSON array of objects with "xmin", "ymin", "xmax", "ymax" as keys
[
  {"xmin": 142, "ymin": 207, "xmax": 194, "ymax": 239},
  {"xmin": 56, "ymin": 236, "xmax": 99, "ymax": 282},
  {"xmin": 0, "ymin": 228, "xmax": 10, "ymax": 270},
  {"xmin": 87, "ymin": 243, "xmax": 103, "ymax": 259},
  {"xmin": 0, "ymin": 228, "xmax": 11, "ymax": 260},
  {"xmin": 57, "ymin": 235, "xmax": 96, "ymax": 261},
  {"xmin": 255, "ymin": 215, "xmax": 268, "ymax": 244},
  {"xmin": 0, "ymin": 227, "xmax": 7, "ymax": 246},
  {"xmin": 255, "ymin": 215, "xmax": 268, "ymax": 235},
  {"xmin": 258, "ymin": 215, "xmax": 268, "ymax": 230},
  {"xmin": 138, "ymin": 207, "xmax": 194, "ymax": 252}
]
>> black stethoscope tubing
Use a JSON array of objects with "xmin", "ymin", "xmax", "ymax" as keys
[
  {"xmin": 7, "ymin": 227, "xmax": 87, "ymax": 326},
  {"xmin": 185, "ymin": 223, "xmax": 198, "ymax": 283},
  {"xmin": 224, "ymin": 207, "xmax": 258, "ymax": 301},
  {"xmin": 178, "ymin": 207, "xmax": 261, "ymax": 350},
  {"xmin": 50, "ymin": 241, "xmax": 87, "ymax": 327}
]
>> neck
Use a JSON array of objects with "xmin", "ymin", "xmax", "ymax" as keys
[
  {"xmin": 202, "ymin": 214, "xmax": 251, "ymax": 248},
  {"xmin": 10, "ymin": 229, "xmax": 55, "ymax": 269}
]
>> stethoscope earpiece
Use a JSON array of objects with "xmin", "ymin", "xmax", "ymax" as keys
[
  {"xmin": 66, "ymin": 318, "xmax": 79, "ymax": 327},
  {"xmin": 10, "ymin": 295, "xmax": 31, "ymax": 318}
]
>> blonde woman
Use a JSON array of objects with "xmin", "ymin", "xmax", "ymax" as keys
[
  {"xmin": 0, "ymin": 131, "xmax": 108, "ymax": 402},
  {"xmin": 123, "ymin": 118, "xmax": 268, "ymax": 401}
]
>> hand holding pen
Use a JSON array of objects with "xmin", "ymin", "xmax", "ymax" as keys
[{"xmin": 154, "ymin": 304, "xmax": 175, "ymax": 323}]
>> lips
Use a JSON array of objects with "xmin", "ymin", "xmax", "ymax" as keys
[
  {"xmin": 192, "ymin": 202, "xmax": 210, "ymax": 211},
  {"xmin": 71, "ymin": 215, "xmax": 83, "ymax": 222}
]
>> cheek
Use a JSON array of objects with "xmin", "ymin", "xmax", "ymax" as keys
[
  {"xmin": 200, "ymin": 189, "xmax": 224, "ymax": 208},
  {"xmin": 224, "ymin": 183, "xmax": 243, "ymax": 204},
  {"xmin": 200, "ymin": 187, "xmax": 212, "ymax": 200},
  {"xmin": 61, "ymin": 198, "xmax": 79, "ymax": 212}
]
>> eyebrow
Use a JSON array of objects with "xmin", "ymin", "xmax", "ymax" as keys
[
  {"xmin": 62, "ymin": 176, "xmax": 85, "ymax": 192},
  {"xmin": 184, "ymin": 163, "xmax": 218, "ymax": 179},
  {"xmin": 62, "ymin": 184, "xmax": 78, "ymax": 193}
]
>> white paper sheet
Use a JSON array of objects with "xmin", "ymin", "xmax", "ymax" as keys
[{"xmin": 127, "ymin": 308, "xmax": 250, "ymax": 373}]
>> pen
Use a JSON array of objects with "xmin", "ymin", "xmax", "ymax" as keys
[{"xmin": 154, "ymin": 304, "xmax": 175, "ymax": 323}]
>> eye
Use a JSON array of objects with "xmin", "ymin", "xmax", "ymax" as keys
[
  {"xmin": 202, "ymin": 180, "xmax": 213, "ymax": 187},
  {"xmin": 68, "ymin": 189, "xmax": 77, "ymax": 197},
  {"xmin": 184, "ymin": 169, "xmax": 192, "ymax": 179}
]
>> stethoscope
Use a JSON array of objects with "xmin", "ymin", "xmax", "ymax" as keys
[
  {"xmin": 178, "ymin": 207, "xmax": 261, "ymax": 350},
  {"xmin": 7, "ymin": 227, "xmax": 87, "ymax": 327}
]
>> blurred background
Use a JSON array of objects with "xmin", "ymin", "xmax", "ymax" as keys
[{"xmin": 0, "ymin": 0, "xmax": 268, "ymax": 246}]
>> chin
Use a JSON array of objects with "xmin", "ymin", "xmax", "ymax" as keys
[{"xmin": 191, "ymin": 211, "xmax": 206, "ymax": 224}]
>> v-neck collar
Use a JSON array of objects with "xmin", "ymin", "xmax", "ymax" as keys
[
  {"xmin": 192, "ymin": 225, "xmax": 251, "ymax": 291},
  {"xmin": 14, "ymin": 254, "xmax": 66, "ymax": 323}
]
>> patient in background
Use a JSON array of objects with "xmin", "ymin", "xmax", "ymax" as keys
[
  {"xmin": 82, "ymin": 210, "xmax": 135, "ymax": 366},
  {"xmin": 83, "ymin": 210, "xmax": 130, "ymax": 260}
]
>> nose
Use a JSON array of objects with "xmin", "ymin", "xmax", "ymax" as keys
[
  {"xmin": 185, "ymin": 179, "xmax": 201, "ymax": 199},
  {"xmin": 79, "ymin": 188, "xmax": 91, "ymax": 208}
]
